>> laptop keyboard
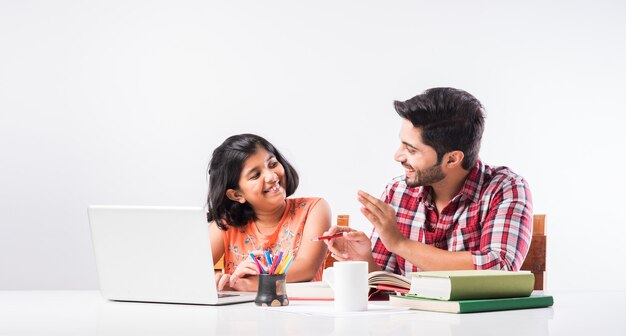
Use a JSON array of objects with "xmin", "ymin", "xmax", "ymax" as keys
[{"xmin": 217, "ymin": 293, "xmax": 239, "ymax": 298}]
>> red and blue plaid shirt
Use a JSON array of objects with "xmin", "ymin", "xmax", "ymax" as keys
[{"xmin": 371, "ymin": 160, "xmax": 533, "ymax": 275}]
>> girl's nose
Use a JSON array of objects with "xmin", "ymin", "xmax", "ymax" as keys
[{"xmin": 265, "ymin": 170, "xmax": 279, "ymax": 183}]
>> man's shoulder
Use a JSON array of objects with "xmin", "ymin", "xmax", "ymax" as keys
[
  {"xmin": 481, "ymin": 163, "xmax": 530, "ymax": 194},
  {"xmin": 483, "ymin": 164, "xmax": 526, "ymax": 183}
]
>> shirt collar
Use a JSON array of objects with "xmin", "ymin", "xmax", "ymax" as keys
[{"xmin": 459, "ymin": 160, "xmax": 484, "ymax": 203}]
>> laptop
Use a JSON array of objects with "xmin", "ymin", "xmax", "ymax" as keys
[{"xmin": 88, "ymin": 205, "xmax": 256, "ymax": 305}]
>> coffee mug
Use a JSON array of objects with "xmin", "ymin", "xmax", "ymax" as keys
[{"xmin": 323, "ymin": 261, "xmax": 368, "ymax": 312}]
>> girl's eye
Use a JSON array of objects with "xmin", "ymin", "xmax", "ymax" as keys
[
  {"xmin": 269, "ymin": 161, "xmax": 278, "ymax": 168},
  {"xmin": 250, "ymin": 172, "xmax": 260, "ymax": 180}
]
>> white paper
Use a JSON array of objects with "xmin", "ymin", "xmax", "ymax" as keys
[{"xmin": 260, "ymin": 301, "xmax": 413, "ymax": 317}]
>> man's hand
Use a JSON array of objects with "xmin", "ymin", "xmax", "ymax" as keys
[
  {"xmin": 357, "ymin": 190, "xmax": 406, "ymax": 252},
  {"xmin": 322, "ymin": 226, "xmax": 372, "ymax": 262}
]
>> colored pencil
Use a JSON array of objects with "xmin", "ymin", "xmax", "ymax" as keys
[
  {"xmin": 269, "ymin": 251, "xmax": 284, "ymax": 274},
  {"xmin": 275, "ymin": 251, "xmax": 291, "ymax": 274},
  {"xmin": 264, "ymin": 250, "xmax": 272, "ymax": 269},
  {"xmin": 279, "ymin": 252, "xmax": 295, "ymax": 274},
  {"xmin": 250, "ymin": 253, "xmax": 265, "ymax": 274}
]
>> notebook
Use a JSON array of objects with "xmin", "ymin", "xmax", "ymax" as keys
[{"xmin": 87, "ymin": 205, "xmax": 255, "ymax": 305}]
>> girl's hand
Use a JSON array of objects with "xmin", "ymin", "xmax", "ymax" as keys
[
  {"xmin": 215, "ymin": 271, "xmax": 232, "ymax": 290},
  {"xmin": 229, "ymin": 255, "xmax": 259, "ymax": 287},
  {"xmin": 217, "ymin": 251, "xmax": 264, "ymax": 291}
]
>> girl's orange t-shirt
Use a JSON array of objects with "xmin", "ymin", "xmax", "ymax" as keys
[{"xmin": 222, "ymin": 197, "xmax": 325, "ymax": 281}]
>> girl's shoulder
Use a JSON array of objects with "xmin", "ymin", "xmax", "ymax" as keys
[
  {"xmin": 287, "ymin": 197, "xmax": 329, "ymax": 214},
  {"xmin": 287, "ymin": 197, "xmax": 324, "ymax": 208}
]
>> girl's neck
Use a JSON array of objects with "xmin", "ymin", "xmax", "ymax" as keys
[{"xmin": 254, "ymin": 201, "xmax": 287, "ymax": 229}]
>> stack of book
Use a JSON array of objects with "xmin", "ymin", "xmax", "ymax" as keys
[{"xmin": 389, "ymin": 270, "xmax": 554, "ymax": 314}]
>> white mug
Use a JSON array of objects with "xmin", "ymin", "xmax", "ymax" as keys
[{"xmin": 323, "ymin": 261, "xmax": 368, "ymax": 312}]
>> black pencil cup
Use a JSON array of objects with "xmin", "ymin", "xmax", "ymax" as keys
[{"xmin": 255, "ymin": 273, "xmax": 289, "ymax": 307}]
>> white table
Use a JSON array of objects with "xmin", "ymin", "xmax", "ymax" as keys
[{"xmin": 0, "ymin": 290, "xmax": 624, "ymax": 335}]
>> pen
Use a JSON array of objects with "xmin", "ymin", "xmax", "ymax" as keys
[
  {"xmin": 250, "ymin": 253, "xmax": 265, "ymax": 274},
  {"xmin": 311, "ymin": 233, "xmax": 344, "ymax": 241}
]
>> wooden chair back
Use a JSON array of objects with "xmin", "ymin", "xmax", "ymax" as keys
[
  {"xmin": 214, "ymin": 255, "xmax": 224, "ymax": 271},
  {"xmin": 324, "ymin": 215, "xmax": 350, "ymax": 268},
  {"xmin": 521, "ymin": 214, "xmax": 547, "ymax": 290}
]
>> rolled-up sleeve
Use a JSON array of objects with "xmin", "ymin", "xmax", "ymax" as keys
[
  {"xmin": 370, "ymin": 184, "xmax": 400, "ymax": 273},
  {"xmin": 471, "ymin": 177, "xmax": 533, "ymax": 271},
  {"xmin": 371, "ymin": 229, "xmax": 399, "ymax": 273}
]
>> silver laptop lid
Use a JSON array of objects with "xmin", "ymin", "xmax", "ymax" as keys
[{"xmin": 88, "ymin": 205, "xmax": 253, "ymax": 305}]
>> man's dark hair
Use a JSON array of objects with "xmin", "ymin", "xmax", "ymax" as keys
[
  {"xmin": 206, "ymin": 133, "xmax": 299, "ymax": 230},
  {"xmin": 394, "ymin": 87, "xmax": 485, "ymax": 170}
]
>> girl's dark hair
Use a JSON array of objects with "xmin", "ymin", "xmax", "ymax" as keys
[
  {"xmin": 394, "ymin": 87, "xmax": 485, "ymax": 170},
  {"xmin": 206, "ymin": 134, "xmax": 299, "ymax": 230}
]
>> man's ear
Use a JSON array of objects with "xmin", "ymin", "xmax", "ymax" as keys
[
  {"xmin": 226, "ymin": 189, "xmax": 246, "ymax": 204},
  {"xmin": 444, "ymin": 150, "xmax": 465, "ymax": 168}
]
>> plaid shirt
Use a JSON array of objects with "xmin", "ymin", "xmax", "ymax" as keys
[{"xmin": 371, "ymin": 160, "xmax": 533, "ymax": 275}]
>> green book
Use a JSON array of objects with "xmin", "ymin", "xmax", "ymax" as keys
[
  {"xmin": 389, "ymin": 294, "xmax": 554, "ymax": 314},
  {"xmin": 408, "ymin": 270, "xmax": 534, "ymax": 300}
]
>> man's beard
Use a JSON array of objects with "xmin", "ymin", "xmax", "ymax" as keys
[{"xmin": 405, "ymin": 162, "xmax": 445, "ymax": 187}]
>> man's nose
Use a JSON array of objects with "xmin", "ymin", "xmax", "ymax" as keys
[{"xmin": 394, "ymin": 147, "xmax": 405, "ymax": 163}]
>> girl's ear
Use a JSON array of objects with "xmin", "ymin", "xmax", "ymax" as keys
[{"xmin": 226, "ymin": 189, "xmax": 246, "ymax": 204}]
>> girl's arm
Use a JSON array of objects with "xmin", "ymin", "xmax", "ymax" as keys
[
  {"xmin": 210, "ymin": 220, "xmax": 260, "ymax": 291},
  {"xmin": 285, "ymin": 198, "xmax": 331, "ymax": 282}
]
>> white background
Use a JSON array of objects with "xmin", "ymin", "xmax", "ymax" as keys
[{"xmin": 1, "ymin": 0, "xmax": 625, "ymax": 290}]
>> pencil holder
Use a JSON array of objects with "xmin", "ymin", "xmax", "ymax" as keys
[{"xmin": 255, "ymin": 273, "xmax": 289, "ymax": 307}]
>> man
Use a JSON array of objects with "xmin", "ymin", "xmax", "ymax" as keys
[{"xmin": 325, "ymin": 87, "xmax": 532, "ymax": 275}]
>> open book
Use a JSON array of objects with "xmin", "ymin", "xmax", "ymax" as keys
[
  {"xmin": 286, "ymin": 271, "xmax": 411, "ymax": 300},
  {"xmin": 367, "ymin": 271, "xmax": 411, "ymax": 293}
]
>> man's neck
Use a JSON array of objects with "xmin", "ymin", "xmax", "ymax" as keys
[{"xmin": 430, "ymin": 169, "xmax": 470, "ymax": 212}]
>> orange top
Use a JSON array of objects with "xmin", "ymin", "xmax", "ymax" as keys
[{"xmin": 222, "ymin": 197, "xmax": 325, "ymax": 281}]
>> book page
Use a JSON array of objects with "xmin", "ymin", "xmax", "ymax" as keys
[{"xmin": 368, "ymin": 271, "xmax": 411, "ymax": 289}]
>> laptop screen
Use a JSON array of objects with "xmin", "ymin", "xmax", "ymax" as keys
[{"xmin": 88, "ymin": 205, "xmax": 254, "ymax": 305}]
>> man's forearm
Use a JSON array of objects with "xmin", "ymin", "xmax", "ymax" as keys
[
  {"xmin": 392, "ymin": 238, "xmax": 475, "ymax": 271},
  {"xmin": 366, "ymin": 254, "xmax": 383, "ymax": 273}
]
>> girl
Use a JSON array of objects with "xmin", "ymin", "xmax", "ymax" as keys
[{"xmin": 207, "ymin": 134, "xmax": 331, "ymax": 291}]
